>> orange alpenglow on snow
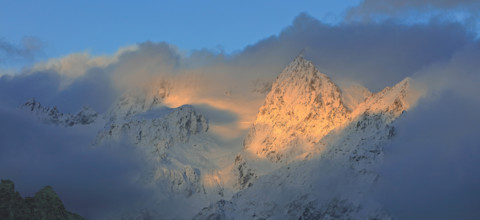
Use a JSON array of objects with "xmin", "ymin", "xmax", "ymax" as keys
[{"xmin": 244, "ymin": 54, "xmax": 422, "ymax": 162}]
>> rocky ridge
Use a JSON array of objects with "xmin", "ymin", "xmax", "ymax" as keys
[{"xmin": 20, "ymin": 98, "xmax": 98, "ymax": 127}]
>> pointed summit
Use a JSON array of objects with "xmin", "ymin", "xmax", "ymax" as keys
[
  {"xmin": 296, "ymin": 48, "xmax": 306, "ymax": 59},
  {"xmin": 244, "ymin": 56, "xmax": 350, "ymax": 162},
  {"xmin": 277, "ymin": 52, "xmax": 317, "ymax": 82}
]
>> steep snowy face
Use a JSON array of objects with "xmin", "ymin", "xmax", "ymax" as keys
[
  {"xmin": 20, "ymin": 98, "xmax": 98, "ymax": 126},
  {"xmin": 244, "ymin": 55, "xmax": 350, "ymax": 162}
]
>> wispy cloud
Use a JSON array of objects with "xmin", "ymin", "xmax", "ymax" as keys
[{"xmin": 0, "ymin": 37, "xmax": 44, "ymax": 66}]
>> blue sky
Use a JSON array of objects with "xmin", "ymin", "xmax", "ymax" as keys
[{"xmin": 1, "ymin": 0, "xmax": 360, "ymax": 58}]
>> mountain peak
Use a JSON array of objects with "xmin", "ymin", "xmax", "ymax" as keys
[
  {"xmin": 277, "ymin": 53, "xmax": 319, "ymax": 82},
  {"xmin": 273, "ymin": 55, "xmax": 339, "ymax": 100},
  {"xmin": 244, "ymin": 57, "xmax": 350, "ymax": 162},
  {"xmin": 293, "ymin": 50, "xmax": 305, "ymax": 63},
  {"xmin": 243, "ymin": 55, "xmax": 420, "ymax": 163}
]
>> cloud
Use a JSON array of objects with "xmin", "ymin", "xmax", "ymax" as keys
[
  {"xmin": 0, "ymin": 71, "xmax": 61, "ymax": 108},
  {"xmin": 346, "ymin": 0, "xmax": 480, "ymax": 25},
  {"xmin": 253, "ymin": 13, "xmax": 474, "ymax": 91},
  {"xmin": 29, "ymin": 45, "xmax": 138, "ymax": 89},
  {"xmin": 0, "ymin": 67, "xmax": 115, "ymax": 113},
  {"xmin": 0, "ymin": 37, "xmax": 44, "ymax": 66},
  {"xmin": 0, "ymin": 107, "xmax": 158, "ymax": 219},
  {"xmin": 376, "ymin": 91, "xmax": 480, "ymax": 219},
  {"xmin": 372, "ymin": 38, "xmax": 480, "ymax": 219}
]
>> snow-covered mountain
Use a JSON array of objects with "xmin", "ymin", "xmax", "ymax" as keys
[
  {"xmin": 91, "ymin": 90, "xmax": 246, "ymax": 219},
  {"xmin": 20, "ymin": 98, "xmax": 98, "ymax": 126},
  {"xmin": 243, "ymin": 55, "xmax": 414, "ymax": 164},
  {"xmin": 95, "ymin": 104, "xmax": 218, "ymax": 197},
  {"xmin": 20, "ymin": 95, "xmax": 231, "ymax": 200},
  {"xmin": 195, "ymin": 55, "xmax": 417, "ymax": 219},
  {"xmin": 20, "ymin": 54, "xmax": 420, "ymax": 219}
]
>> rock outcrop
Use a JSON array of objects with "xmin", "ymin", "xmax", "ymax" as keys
[
  {"xmin": 20, "ymin": 98, "xmax": 98, "ymax": 127},
  {"xmin": 0, "ymin": 179, "xmax": 83, "ymax": 220}
]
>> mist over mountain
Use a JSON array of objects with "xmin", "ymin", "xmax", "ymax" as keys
[{"xmin": 1, "ymin": 2, "xmax": 480, "ymax": 219}]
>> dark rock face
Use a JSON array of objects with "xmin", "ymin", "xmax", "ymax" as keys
[
  {"xmin": 233, "ymin": 154, "xmax": 257, "ymax": 190},
  {"xmin": 0, "ymin": 179, "xmax": 83, "ymax": 220}
]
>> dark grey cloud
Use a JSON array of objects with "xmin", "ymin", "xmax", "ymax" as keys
[
  {"xmin": 0, "ymin": 107, "xmax": 156, "ymax": 219},
  {"xmin": 240, "ymin": 13, "xmax": 475, "ymax": 91},
  {"xmin": 371, "ymin": 38, "xmax": 480, "ymax": 218},
  {"xmin": 376, "ymin": 91, "xmax": 480, "ymax": 219},
  {"xmin": 0, "ymin": 66, "xmax": 115, "ymax": 113},
  {"xmin": 50, "ymin": 67, "xmax": 117, "ymax": 113},
  {"xmin": 0, "ymin": 71, "xmax": 60, "ymax": 108}
]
